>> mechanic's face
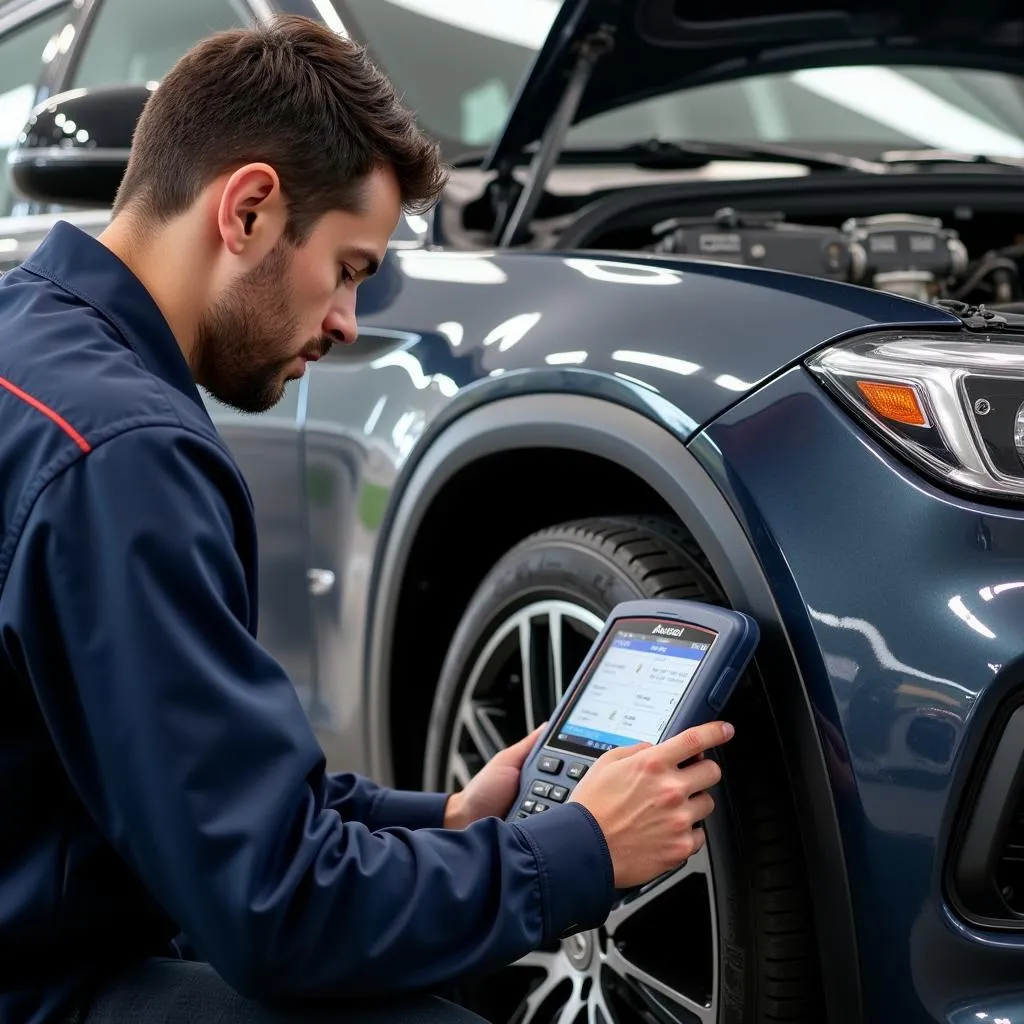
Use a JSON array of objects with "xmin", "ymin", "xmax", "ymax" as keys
[{"xmin": 194, "ymin": 166, "xmax": 400, "ymax": 413}]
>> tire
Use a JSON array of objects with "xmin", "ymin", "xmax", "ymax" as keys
[{"xmin": 422, "ymin": 516, "xmax": 824, "ymax": 1024}]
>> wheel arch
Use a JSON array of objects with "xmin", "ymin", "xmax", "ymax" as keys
[{"xmin": 364, "ymin": 392, "xmax": 862, "ymax": 1024}]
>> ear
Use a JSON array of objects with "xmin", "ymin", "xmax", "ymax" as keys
[{"xmin": 215, "ymin": 163, "xmax": 287, "ymax": 260}]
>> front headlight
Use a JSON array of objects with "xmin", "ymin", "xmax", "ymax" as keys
[{"xmin": 806, "ymin": 330, "xmax": 1024, "ymax": 500}]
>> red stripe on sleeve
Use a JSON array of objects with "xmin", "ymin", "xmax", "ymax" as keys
[{"xmin": 0, "ymin": 375, "xmax": 91, "ymax": 453}]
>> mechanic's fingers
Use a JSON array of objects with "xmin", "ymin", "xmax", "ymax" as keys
[
  {"xmin": 683, "ymin": 826, "xmax": 707, "ymax": 859},
  {"xmin": 597, "ymin": 741, "xmax": 652, "ymax": 764},
  {"xmin": 658, "ymin": 721, "xmax": 734, "ymax": 764},
  {"xmin": 679, "ymin": 756, "xmax": 723, "ymax": 795},
  {"xmin": 688, "ymin": 791, "xmax": 716, "ymax": 822}
]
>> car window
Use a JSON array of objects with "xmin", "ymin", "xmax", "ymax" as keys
[
  {"xmin": 0, "ymin": 4, "xmax": 70, "ymax": 216},
  {"xmin": 69, "ymin": 0, "xmax": 255, "ymax": 90},
  {"xmin": 333, "ymin": 0, "xmax": 558, "ymax": 160}
]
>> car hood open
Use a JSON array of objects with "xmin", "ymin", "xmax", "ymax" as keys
[{"xmin": 483, "ymin": 0, "xmax": 1024, "ymax": 168}]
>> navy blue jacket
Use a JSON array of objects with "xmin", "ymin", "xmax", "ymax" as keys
[{"xmin": 0, "ymin": 222, "xmax": 616, "ymax": 1024}]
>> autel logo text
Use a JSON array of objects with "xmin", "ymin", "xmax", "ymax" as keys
[{"xmin": 652, "ymin": 623, "xmax": 684, "ymax": 637}]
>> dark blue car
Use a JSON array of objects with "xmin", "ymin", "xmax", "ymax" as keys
[{"xmin": 6, "ymin": 0, "xmax": 1024, "ymax": 1021}]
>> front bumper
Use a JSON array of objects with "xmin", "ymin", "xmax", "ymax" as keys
[{"xmin": 694, "ymin": 365, "xmax": 1024, "ymax": 1023}]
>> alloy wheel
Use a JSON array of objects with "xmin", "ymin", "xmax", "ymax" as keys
[{"xmin": 443, "ymin": 599, "xmax": 720, "ymax": 1024}]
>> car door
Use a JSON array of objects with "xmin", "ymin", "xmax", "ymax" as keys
[{"xmin": 51, "ymin": 0, "xmax": 319, "ymax": 709}]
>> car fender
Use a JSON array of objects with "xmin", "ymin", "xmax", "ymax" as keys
[
  {"xmin": 353, "ymin": 246, "xmax": 961, "ymax": 442},
  {"xmin": 365, "ymin": 390, "xmax": 862, "ymax": 1024}
]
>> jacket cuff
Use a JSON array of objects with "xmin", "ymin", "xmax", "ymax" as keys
[
  {"xmin": 512, "ymin": 803, "xmax": 616, "ymax": 941},
  {"xmin": 369, "ymin": 789, "xmax": 450, "ymax": 832}
]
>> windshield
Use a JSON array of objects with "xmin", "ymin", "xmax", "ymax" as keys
[{"xmin": 333, "ymin": 0, "xmax": 1024, "ymax": 161}]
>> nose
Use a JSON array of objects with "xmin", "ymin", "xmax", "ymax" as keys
[{"xmin": 323, "ymin": 300, "xmax": 358, "ymax": 346}]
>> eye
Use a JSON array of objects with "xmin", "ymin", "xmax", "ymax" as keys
[{"xmin": 337, "ymin": 264, "xmax": 356, "ymax": 288}]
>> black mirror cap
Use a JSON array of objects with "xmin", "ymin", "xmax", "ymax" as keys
[{"xmin": 9, "ymin": 83, "xmax": 155, "ymax": 207}]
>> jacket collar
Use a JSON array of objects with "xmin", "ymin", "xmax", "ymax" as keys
[{"xmin": 22, "ymin": 220, "xmax": 207, "ymax": 412}]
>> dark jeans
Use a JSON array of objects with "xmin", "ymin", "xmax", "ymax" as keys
[{"xmin": 68, "ymin": 959, "xmax": 490, "ymax": 1024}]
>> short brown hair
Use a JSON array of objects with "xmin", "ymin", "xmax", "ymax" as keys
[{"xmin": 113, "ymin": 14, "xmax": 448, "ymax": 240}]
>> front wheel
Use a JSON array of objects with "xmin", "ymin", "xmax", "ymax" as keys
[{"xmin": 423, "ymin": 516, "xmax": 823, "ymax": 1024}]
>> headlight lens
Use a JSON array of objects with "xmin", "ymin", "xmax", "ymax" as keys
[{"xmin": 806, "ymin": 330, "xmax": 1024, "ymax": 499}]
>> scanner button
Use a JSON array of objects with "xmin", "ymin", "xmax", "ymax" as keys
[
  {"xmin": 538, "ymin": 756, "xmax": 563, "ymax": 774},
  {"xmin": 549, "ymin": 786, "xmax": 568, "ymax": 803},
  {"xmin": 566, "ymin": 763, "xmax": 588, "ymax": 780},
  {"xmin": 531, "ymin": 780, "xmax": 553, "ymax": 798},
  {"xmin": 521, "ymin": 799, "xmax": 536, "ymax": 813}
]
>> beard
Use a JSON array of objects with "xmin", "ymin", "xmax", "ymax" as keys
[{"xmin": 192, "ymin": 240, "xmax": 328, "ymax": 414}]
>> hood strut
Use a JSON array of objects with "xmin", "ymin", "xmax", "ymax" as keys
[{"xmin": 497, "ymin": 26, "xmax": 615, "ymax": 247}]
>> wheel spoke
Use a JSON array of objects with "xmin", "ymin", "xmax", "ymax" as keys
[
  {"xmin": 588, "ymin": 985, "xmax": 618, "ymax": 1024},
  {"xmin": 460, "ymin": 702, "xmax": 502, "ymax": 763},
  {"xmin": 449, "ymin": 752, "xmax": 472, "ymax": 790},
  {"xmin": 517, "ymin": 951, "xmax": 572, "ymax": 1022},
  {"xmin": 554, "ymin": 982, "xmax": 586, "ymax": 1024},
  {"xmin": 477, "ymin": 704, "xmax": 508, "ymax": 757},
  {"xmin": 549, "ymin": 609, "xmax": 565, "ymax": 703},
  {"xmin": 603, "ymin": 945, "xmax": 714, "ymax": 1024},
  {"xmin": 604, "ymin": 845, "xmax": 710, "ymax": 937},
  {"xmin": 513, "ymin": 950, "xmax": 561, "ymax": 970},
  {"xmin": 518, "ymin": 618, "xmax": 538, "ymax": 732}
]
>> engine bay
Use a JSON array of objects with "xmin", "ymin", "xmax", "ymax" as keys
[
  {"xmin": 447, "ymin": 165, "xmax": 1024, "ymax": 310},
  {"xmin": 650, "ymin": 209, "xmax": 982, "ymax": 305},
  {"xmin": 556, "ymin": 186, "xmax": 1024, "ymax": 310},
  {"xmin": 645, "ymin": 207, "xmax": 1024, "ymax": 307}
]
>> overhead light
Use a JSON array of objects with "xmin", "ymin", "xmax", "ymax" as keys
[
  {"xmin": 612, "ymin": 350, "xmax": 700, "ymax": 376},
  {"xmin": 482, "ymin": 312, "xmax": 541, "ymax": 351},
  {"xmin": 378, "ymin": 0, "xmax": 558, "ymax": 49},
  {"xmin": 310, "ymin": 0, "xmax": 348, "ymax": 36},
  {"xmin": 396, "ymin": 251, "xmax": 508, "ymax": 284},
  {"xmin": 614, "ymin": 372, "xmax": 659, "ymax": 392},
  {"xmin": 792, "ymin": 66, "xmax": 1024, "ymax": 157},
  {"xmin": 437, "ymin": 321, "xmax": 464, "ymax": 346},
  {"xmin": 563, "ymin": 258, "xmax": 681, "ymax": 286},
  {"xmin": 948, "ymin": 595, "xmax": 996, "ymax": 639},
  {"xmin": 714, "ymin": 373, "xmax": 754, "ymax": 392}
]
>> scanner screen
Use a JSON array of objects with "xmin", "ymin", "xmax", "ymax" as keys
[{"xmin": 550, "ymin": 620, "xmax": 717, "ymax": 757}]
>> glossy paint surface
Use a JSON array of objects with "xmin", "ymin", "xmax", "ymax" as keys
[
  {"xmin": 269, "ymin": 246, "xmax": 957, "ymax": 769},
  {"xmin": 695, "ymin": 366, "xmax": 1024, "ymax": 1022}
]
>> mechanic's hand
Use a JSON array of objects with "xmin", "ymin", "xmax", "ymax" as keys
[
  {"xmin": 444, "ymin": 724, "xmax": 546, "ymax": 829},
  {"xmin": 568, "ymin": 721, "xmax": 734, "ymax": 889}
]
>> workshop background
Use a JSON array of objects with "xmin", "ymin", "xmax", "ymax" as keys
[{"xmin": 7, "ymin": 2, "xmax": 1024, "ymax": 1023}]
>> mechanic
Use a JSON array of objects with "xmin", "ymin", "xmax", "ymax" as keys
[{"xmin": 0, "ymin": 15, "xmax": 735, "ymax": 1024}]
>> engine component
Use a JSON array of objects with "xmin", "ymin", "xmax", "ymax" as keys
[
  {"xmin": 651, "ymin": 207, "xmax": 856, "ymax": 282},
  {"xmin": 650, "ymin": 208, "xmax": 975, "ymax": 304},
  {"xmin": 841, "ymin": 214, "xmax": 969, "ymax": 303}
]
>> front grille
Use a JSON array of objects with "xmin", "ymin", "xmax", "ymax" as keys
[
  {"xmin": 949, "ymin": 702, "xmax": 1024, "ymax": 929},
  {"xmin": 995, "ymin": 790, "xmax": 1024, "ymax": 914}
]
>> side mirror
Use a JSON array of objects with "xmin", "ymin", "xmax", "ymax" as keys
[{"xmin": 8, "ymin": 83, "xmax": 155, "ymax": 207}]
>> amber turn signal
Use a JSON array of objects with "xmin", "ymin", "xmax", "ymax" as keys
[{"xmin": 855, "ymin": 379, "xmax": 928, "ymax": 427}]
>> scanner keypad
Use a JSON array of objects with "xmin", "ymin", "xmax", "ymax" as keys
[{"xmin": 515, "ymin": 757, "xmax": 592, "ymax": 817}]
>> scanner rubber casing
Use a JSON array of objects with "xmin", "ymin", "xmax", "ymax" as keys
[{"xmin": 505, "ymin": 598, "xmax": 758, "ymax": 825}]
